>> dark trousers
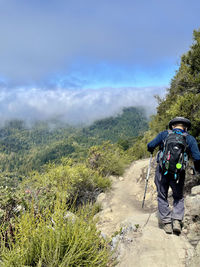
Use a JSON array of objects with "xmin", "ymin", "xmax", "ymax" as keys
[{"xmin": 155, "ymin": 164, "xmax": 185, "ymax": 223}]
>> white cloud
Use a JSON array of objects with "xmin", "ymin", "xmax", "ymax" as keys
[{"xmin": 0, "ymin": 87, "xmax": 166, "ymax": 125}]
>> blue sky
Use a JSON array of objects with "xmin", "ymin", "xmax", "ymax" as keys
[{"xmin": 0, "ymin": 0, "xmax": 199, "ymax": 123}]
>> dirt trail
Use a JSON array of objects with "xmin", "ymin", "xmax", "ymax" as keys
[{"xmin": 96, "ymin": 159, "xmax": 194, "ymax": 267}]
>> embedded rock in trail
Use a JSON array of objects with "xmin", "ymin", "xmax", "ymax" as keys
[
  {"xmin": 189, "ymin": 241, "xmax": 200, "ymax": 267},
  {"xmin": 96, "ymin": 159, "xmax": 194, "ymax": 267},
  {"xmin": 184, "ymin": 191, "xmax": 200, "ymax": 246}
]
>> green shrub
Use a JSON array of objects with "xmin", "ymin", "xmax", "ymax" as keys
[
  {"xmin": 0, "ymin": 203, "xmax": 113, "ymax": 267},
  {"xmin": 21, "ymin": 161, "xmax": 111, "ymax": 210},
  {"xmin": 87, "ymin": 141, "xmax": 131, "ymax": 176}
]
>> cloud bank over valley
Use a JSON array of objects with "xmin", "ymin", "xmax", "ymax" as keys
[{"xmin": 0, "ymin": 87, "xmax": 165, "ymax": 126}]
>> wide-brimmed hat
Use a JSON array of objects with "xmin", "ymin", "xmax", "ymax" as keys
[{"xmin": 169, "ymin": 117, "xmax": 191, "ymax": 130}]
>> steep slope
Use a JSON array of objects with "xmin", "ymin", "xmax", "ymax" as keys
[{"xmin": 96, "ymin": 159, "xmax": 194, "ymax": 267}]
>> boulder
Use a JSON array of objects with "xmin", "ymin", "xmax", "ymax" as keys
[
  {"xmin": 96, "ymin": 192, "xmax": 106, "ymax": 203},
  {"xmin": 184, "ymin": 186, "xmax": 200, "ymax": 246},
  {"xmin": 191, "ymin": 185, "xmax": 200, "ymax": 196},
  {"xmin": 187, "ymin": 223, "xmax": 200, "ymax": 245},
  {"xmin": 190, "ymin": 241, "xmax": 200, "ymax": 267},
  {"xmin": 185, "ymin": 195, "xmax": 200, "ymax": 217}
]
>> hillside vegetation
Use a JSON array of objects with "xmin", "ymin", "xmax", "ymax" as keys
[
  {"xmin": 0, "ymin": 107, "xmax": 147, "ymax": 175},
  {"xmin": 82, "ymin": 107, "xmax": 148, "ymax": 142}
]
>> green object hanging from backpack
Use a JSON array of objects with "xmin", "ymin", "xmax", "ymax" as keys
[{"xmin": 159, "ymin": 130, "xmax": 188, "ymax": 180}]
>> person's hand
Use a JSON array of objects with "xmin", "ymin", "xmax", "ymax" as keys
[{"xmin": 147, "ymin": 146, "xmax": 154, "ymax": 154}]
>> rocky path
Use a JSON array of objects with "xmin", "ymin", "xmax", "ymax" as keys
[{"xmin": 96, "ymin": 159, "xmax": 194, "ymax": 267}]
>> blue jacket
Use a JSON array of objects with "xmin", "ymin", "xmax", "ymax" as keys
[{"xmin": 147, "ymin": 128, "xmax": 200, "ymax": 172}]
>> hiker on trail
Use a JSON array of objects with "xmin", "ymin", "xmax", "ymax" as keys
[{"xmin": 147, "ymin": 117, "xmax": 200, "ymax": 234}]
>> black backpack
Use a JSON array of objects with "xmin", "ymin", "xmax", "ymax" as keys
[{"xmin": 159, "ymin": 130, "xmax": 188, "ymax": 179}]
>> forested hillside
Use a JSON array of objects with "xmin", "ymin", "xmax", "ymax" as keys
[
  {"xmin": 0, "ymin": 107, "xmax": 147, "ymax": 174},
  {"xmin": 82, "ymin": 107, "xmax": 148, "ymax": 142}
]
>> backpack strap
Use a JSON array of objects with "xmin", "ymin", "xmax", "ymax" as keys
[
  {"xmin": 162, "ymin": 130, "xmax": 173, "ymax": 147},
  {"xmin": 182, "ymin": 132, "xmax": 188, "ymax": 137},
  {"xmin": 172, "ymin": 129, "xmax": 188, "ymax": 137}
]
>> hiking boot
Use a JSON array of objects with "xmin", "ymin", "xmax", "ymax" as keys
[
  {"xmin": 173, "ymin": 220, "xmax": 181, "ymax": 234},
  {"xmin": 163, "ymin": 223, "xmax": 172, "ymax": 234}
]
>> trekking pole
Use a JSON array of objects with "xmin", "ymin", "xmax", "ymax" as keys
[{"xmin": 142, "ymin": 153, "xmax": 153, "ymax": 208}]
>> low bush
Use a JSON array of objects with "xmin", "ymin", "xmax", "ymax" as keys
[
  {"xmin": 87, "ymin": 141, "xmax": 131, "ymax": 177},
  {"xmin": 21, "ymin": 160, "xmax": 111, "ymax": 211},
  {"xmin": 0, "ymin": 202, "xmax": 113, "ymax": 267}
]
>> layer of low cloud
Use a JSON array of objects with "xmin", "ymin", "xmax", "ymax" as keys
[{"xmin": 0, "ymin": 87, "xmax": 166, "ymax": 125}]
